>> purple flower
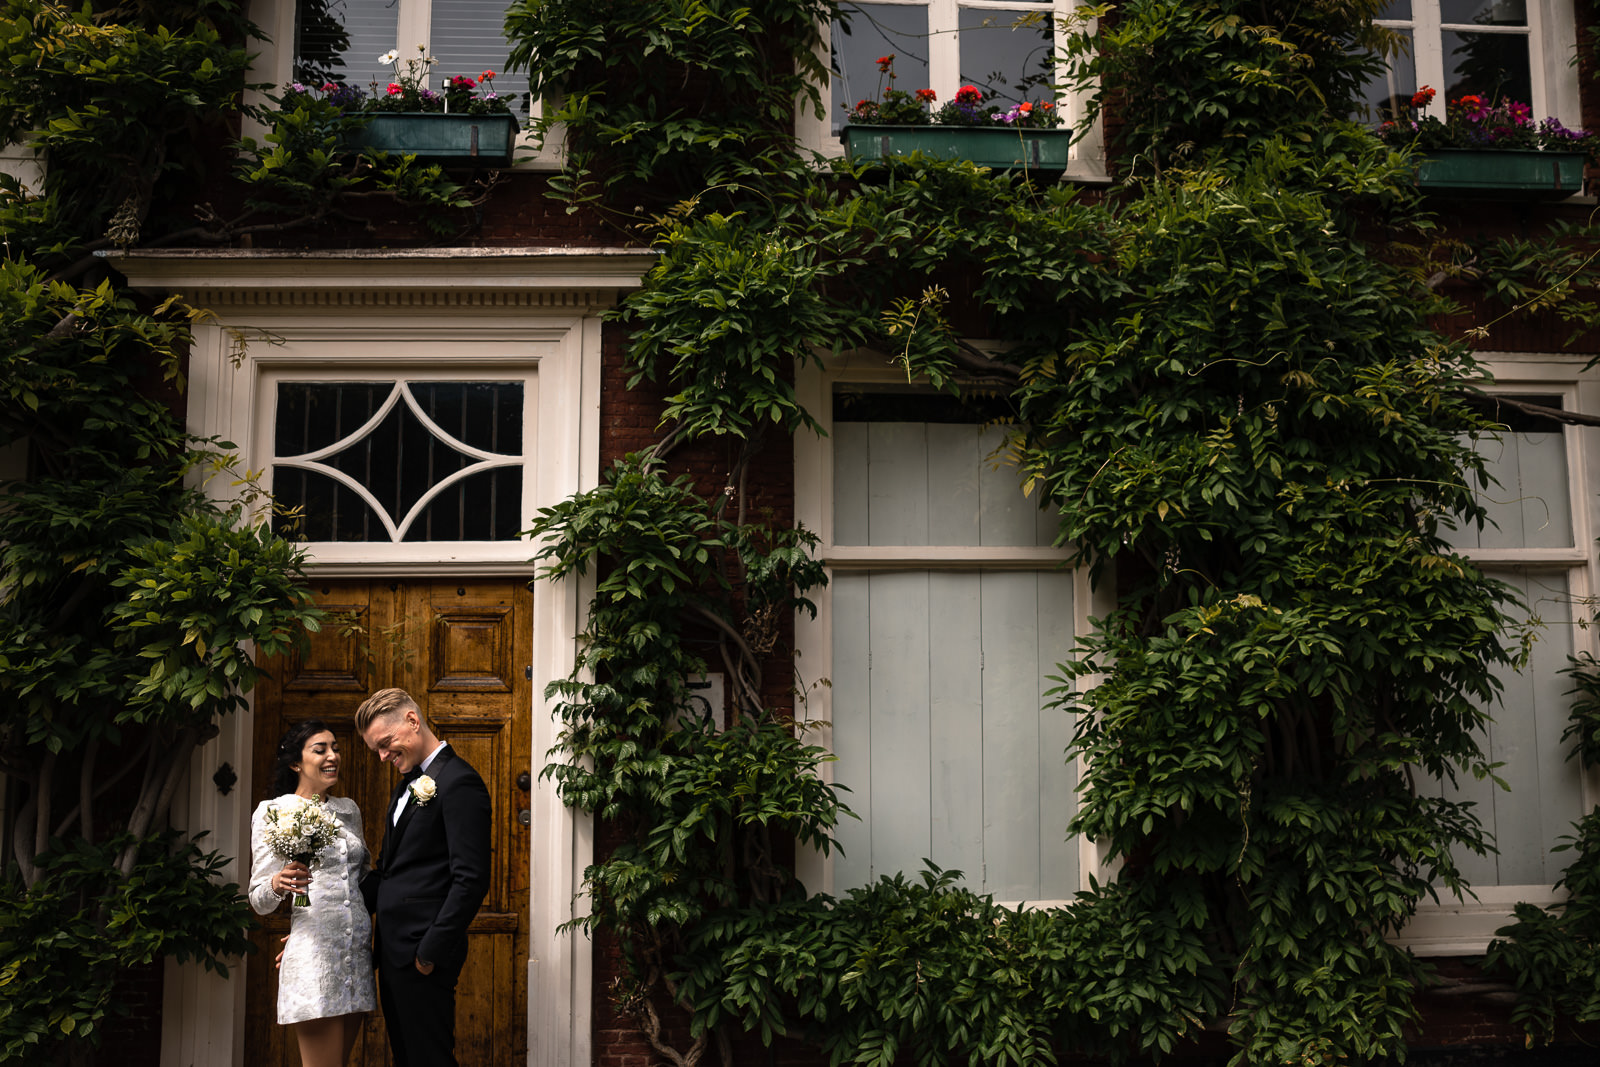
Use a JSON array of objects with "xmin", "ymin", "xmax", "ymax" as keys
[{"xmin": 326, "ymin": 84, "xmax": 365, "ymax": 109}]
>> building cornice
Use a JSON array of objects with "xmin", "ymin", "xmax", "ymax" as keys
[{"xmin": 109, "ymin": 247, "xmax": 657, "ymax": 308}]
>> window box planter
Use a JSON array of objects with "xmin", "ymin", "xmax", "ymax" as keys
[
  {"xmin": 1416, "ymin": 149, "xmax": 1585, "ymax": 200},
  {"xmin": 347, "ymin": 113, "xmax": 519, "ymax": 167},
  {"xmin": 841, "ymin": 125, "xmax": 1072, "ymax": 171}
]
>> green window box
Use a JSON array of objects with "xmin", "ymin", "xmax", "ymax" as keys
[
  {"xmin": 841, "ymin": 125, "xmax": 1073, "ymax": 171},
  {"xmin": 1417, "ymin": 149, "xmax": 1585, "ymax": 200},
  {"xmin": 348, "ymin": 113, "xmax": 519, "ymax": 168}
]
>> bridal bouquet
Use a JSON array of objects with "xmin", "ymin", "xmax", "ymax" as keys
[{"xmin": 262, "ymin": 794, "xmax": 341, "ymax": 907}]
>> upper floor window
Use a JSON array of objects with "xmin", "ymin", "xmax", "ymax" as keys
[
  {"xmin": 293, "ymin": 0, "xmax": 529, "ymax": 113},
  {"xmin": 830, "ymin": 1, "xmax": 1060, "ymax": 136},
  {"xmin": 1435, "ymin": 393, "xmax": 1590, "ymax": 891},
  {"xmin": 811, "ymin": 1, "xmax": 1105, "ymax": 175},
  {"xmin": 1360, "ymin": 1, "xmax": 1580, "ymax": 124}
]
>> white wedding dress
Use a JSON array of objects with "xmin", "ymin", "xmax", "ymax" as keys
[{"xmin": 248, "ymin": 795, "xmax": 379, "ymax": 1025}]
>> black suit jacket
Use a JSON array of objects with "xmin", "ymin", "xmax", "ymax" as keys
[{"xmin": 361, "ymin": 745, "xmax": 492, "ymax": 973}]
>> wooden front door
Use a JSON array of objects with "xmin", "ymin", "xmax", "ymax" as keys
[{"xmin": 244, "ymin": 578, "xmax": 533, "ymax": 1067}]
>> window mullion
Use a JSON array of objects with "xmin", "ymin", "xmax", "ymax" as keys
[
  {"xmin": 396, "ymin": 0, "xmax": 434, "ymax": 90},
  {"xmin": 1525, "ymin": 4, "xmax": 1549, "ymax": 121},
  {"xmin": 928, "ymin": 0, "xmax": 960, "ymax": 95},
  {"xmin": 1413, "ymin": 2, "xmax": 1445, "ymax": 118}
]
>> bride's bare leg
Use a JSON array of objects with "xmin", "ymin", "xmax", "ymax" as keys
[{"xmin": 292, "ymin": 1016, "xmax": 345, "ymax": 1067}]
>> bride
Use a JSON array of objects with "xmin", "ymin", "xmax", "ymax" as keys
[{"xmin": 249, "ymin": 719, "xmax": 378, "ymax": 1067}]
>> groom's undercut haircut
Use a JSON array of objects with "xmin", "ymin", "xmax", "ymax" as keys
[{"xmin": 356, "ymin": 687, "xmax": 424, "ymax": 735}]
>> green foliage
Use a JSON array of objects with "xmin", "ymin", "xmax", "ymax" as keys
[
  {"xmin": 528, "ymin": 455, "xmax": 845, "ymax": 1059},
  {"xmin": 1063, "ymin": 0, "xmax": 1398, "ymax": 176},
  {"xmin": 234, "ymin": 89, "xmax": 481, "ymax": 237},
  {"xmin": 0, "ymin": 9, "xmax": 321, "ymax": 1061},
  {"xmin": 504, "ymin": 0, "xmax": 843, "ymax": 206},
  {"xmin": 0, "ymin": 0, "xmax": 254, "ymax": 270},
  {"xmin": 513, "ymin": 1, "xmax": 1549, "ymax": 1063},
  {"xmin": 0, "ymin": 833, "xmax": 251, "ymax": 1066}
]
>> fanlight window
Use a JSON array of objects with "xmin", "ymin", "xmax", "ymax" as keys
[{"xmin": 272, "ymin": 380, "xmax": 524, "ymax": 543}]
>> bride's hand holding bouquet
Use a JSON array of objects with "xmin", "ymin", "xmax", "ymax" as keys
[{"xmin": 262, "ymin": 793, "xmax": 341, "ymax": 906}]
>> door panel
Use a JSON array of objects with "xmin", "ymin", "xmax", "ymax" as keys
[{"xmin": 245, "ymin": 579, "xmax": 532, "ymax": 1067}]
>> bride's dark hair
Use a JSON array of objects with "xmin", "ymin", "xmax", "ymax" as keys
[{"xmin": 270, "ymin": 719, "xmax": 332, "ymax": 798}]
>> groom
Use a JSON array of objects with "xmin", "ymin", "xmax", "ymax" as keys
[{"xmin": 357, "ymin": 687, "xmax": 491, "ymax": 1067}]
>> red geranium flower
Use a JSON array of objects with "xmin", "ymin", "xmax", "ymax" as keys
[
  {"xmin": 1411, "ymin": 86, "xmax": 1435, "ymax": 108},
  {"xmin": 386, "ymin": 83, "xmax": 402, "ymax": 96},
  {"xmin": 481, "ymin": 70, "xmax": 496, "ymax": 82},
  {"xmin": 955, "ymin": 85, "xmax": 982, "ymax": 104},
  {"xmin": 451, "ymin": 75, "xmax": 477, "ymax": 88},
  {"xmin": 915, "ymin": 88, "xmax": 936, "ymax": 103},
  {"xmin": 876, "ymin": 54, "xmax": 894, "ymax": 72}
]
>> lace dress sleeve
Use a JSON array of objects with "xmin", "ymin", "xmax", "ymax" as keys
[{"xmin": 248, "ymin": 801, "xmax": 287, "ymax": 916}]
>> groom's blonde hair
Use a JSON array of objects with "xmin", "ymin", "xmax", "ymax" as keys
[{"xmin": 355, "ymin": 687, "xmax": 426, "ymax": 734}]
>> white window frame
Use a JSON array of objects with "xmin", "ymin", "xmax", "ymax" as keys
[
  {"xmin": 257, "ymin": 369, "xmax": 537, "ymax": 558},
  {"xmin": 1375, "ymin": 0, "xmax": 1581, "ymax": 124},
  {"xmin": 1399, "ymin": 353, "xmax": 1600, "ymax": 955},
  {"xmin": 246, "ymin": 0, "xmax": 565, "ymax": 168},
  {"xmin": 796, "ymin": 0, "xmax": 1108, "ymax": 180},
  {"xmin": 792, "ymin": 349, "xmax": 1114, "ymax": 907}
]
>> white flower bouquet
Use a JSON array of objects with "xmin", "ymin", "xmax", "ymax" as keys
[{"xmin": 262, "ymin": 794, "xmax": 341, "ymax": 907}]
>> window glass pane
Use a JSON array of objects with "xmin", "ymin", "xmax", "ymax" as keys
[
  {"xmin": 402, "ymin": 468, "xmax": 523, "ymax": 541},
  {"xmin": 429, "ymin": 0, "xmax": 532, "ymax": 115},
  {"xmin": 1442, "ymin": 397, "xmax": 1571, "ymax": 551},
  {"xmin": 1443, "ymin": 29, "xmax": 1531, "ymax": 103},
  {"xmin": 407, "ymin": 381, "xmax": 522, "ymax": 454},
  {"xmin": 1441, "ymin": 0, "xmax": 1526, "ymax": 26},
  {"xmin": 957, "ymin": 6, "xmax": 1055, "ymax": 105},
  {"xmin": 830, "ymin": 569, "xmax": 1077, "ymax": 899},
  {"xmin": 1377, "ymin": 0, "xmax": 1412, "ymax": 17},
  {"xmin": 294, "ymin": 0, "xmax": 400, "ymax": 90},
  {"xmin": 274, "ymin": 468, "xmax": 385, "ymax": 541},
  {"xmin": 1438, "ymin": 568, "xmax": 1580, "ymax": 887},
  {"xmin": 831, "ymin": 3, "xmax": 931, "ymax": 135},
  {"xmin": 272, "ymin": 381, "xmax": 523, "ymax": 543},
  {"xmin": 1358, "ymin": 30, "xmax": 1417, "ymax": 122},
  {"xmin": 275, "ymin": 382, "xmax": 389, "ymax": 455}
]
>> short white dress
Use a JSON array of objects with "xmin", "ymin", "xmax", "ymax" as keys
[{"xmin": 248, "ymin": 795, "xmax": 379, "ymax": 1025}]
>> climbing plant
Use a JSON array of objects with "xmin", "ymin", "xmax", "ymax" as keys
[
  {"xmin": 511, "ymin": 1, "xmax": 1589, "ymax": 1064},
  {"xmin": 0, "ymin": 0, "xmax": 482, "ymax": 1061}
]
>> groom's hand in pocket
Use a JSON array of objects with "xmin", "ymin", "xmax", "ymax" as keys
[{"xmin": 414, "ymin": 957, "xmax": 434, "ymax": 976}]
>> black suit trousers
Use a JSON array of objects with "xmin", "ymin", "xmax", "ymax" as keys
[{"xmin": 377, "ymin": 952, "xmax": 461, "ymax": 1067}]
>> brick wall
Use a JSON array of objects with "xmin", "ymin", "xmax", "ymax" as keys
[{"xmin": 101, "ymin": 959, "xmax": 163, "ymax": 1066}]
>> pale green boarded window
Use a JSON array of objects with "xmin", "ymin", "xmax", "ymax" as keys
[
  {"xmin": 1446, "ymin": 408, "xmax": 1572, "ymax": 551},
  {"xmin": 1440, "ymin": 568, "xmax": 1582, "ymax": 887},
  {"xmin": 829, "ymin": 392, "xmax": 1078, "ymax": 901},
  {"xmin": 1438, "ymin": 396, "xmax": 1586, "ymax": 887}
]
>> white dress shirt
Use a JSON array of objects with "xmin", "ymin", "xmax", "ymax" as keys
[{"xmin": 392, "ymin": 741, "xmax": 449, "ymax": 824}]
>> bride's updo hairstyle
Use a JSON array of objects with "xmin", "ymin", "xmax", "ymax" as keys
[{"xmin": 270, "ymin": 718, "xmax": 331, "ymax": 798}]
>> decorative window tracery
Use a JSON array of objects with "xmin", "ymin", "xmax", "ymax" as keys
[{"xmin": 271, "ymin": 380, "xmax": 524, "ymax": 543}]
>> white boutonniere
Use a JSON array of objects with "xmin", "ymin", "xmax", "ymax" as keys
[{"xmin": 409, "ymin": 774, "xmax": 437, "ymax": 806}]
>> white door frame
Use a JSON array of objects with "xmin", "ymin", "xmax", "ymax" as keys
[{"xmin": 116, "ymin": 248, "xmax": 652, "ymax": 1067}]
